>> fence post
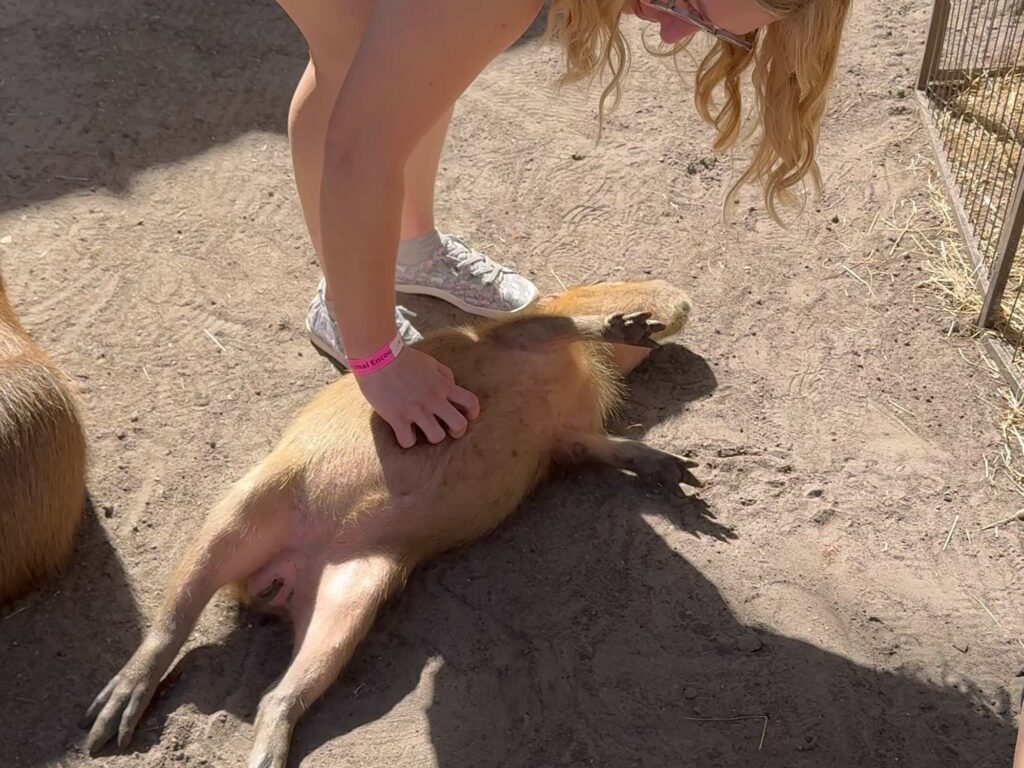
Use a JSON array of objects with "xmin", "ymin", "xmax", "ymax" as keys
[
  {"xmin": 979, "ymin": 153, "xmax": 1024, "ymax": 328},
  {"xmin": 917, "ymin": 0, "xmax": 950, "ymax": 92}
]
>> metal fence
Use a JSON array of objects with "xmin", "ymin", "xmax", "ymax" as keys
[{"xmin": 916, "ymin": 0, "xmax": 1024, "ymax": 390}]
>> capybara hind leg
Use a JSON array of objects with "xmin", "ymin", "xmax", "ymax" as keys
[
  {"xmin": 562, "ymin": 433, "xmax": 703, "ymax": 496},
  {"xmin": 248, "ymin": 556, "xmax": 402, "ymax": 768},
  {"xmin": 487, "ymin": 313, "xmax": 665, "ymax": 353},
  {"xmin": 84, "ymin": 474, "xmax": 293, "ymax": 755}
]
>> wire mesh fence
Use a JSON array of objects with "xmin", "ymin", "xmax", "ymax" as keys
[{"xmin": 916, "ymin": 0, "xmax": 1024, "ymax": 388}]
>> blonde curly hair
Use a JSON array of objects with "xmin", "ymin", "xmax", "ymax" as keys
[{"xmin": 545, "ymin": 0, "xmax": 852, "ymax": 220}]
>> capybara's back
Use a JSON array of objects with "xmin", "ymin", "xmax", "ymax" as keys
[{"xmin": 0, "ymin": 269, "xmax": 87, "ymax": 604}]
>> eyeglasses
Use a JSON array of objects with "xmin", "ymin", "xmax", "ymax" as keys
[{"xmin": 639, "ymin": 0, "xmax": 754, "ymax": 51}]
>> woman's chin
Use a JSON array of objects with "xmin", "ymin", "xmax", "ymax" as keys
[{"xmin": 658, "ymin": 19, "xmax": 695, "ymax": 44}]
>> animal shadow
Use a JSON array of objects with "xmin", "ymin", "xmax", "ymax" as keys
[
  {"xmin": 284, "ymin": 469, "xmax": 1014, "ymax": 767},
  {"xmin": 0, "ymin": 494, "xmax": 142, "ymax": 768},
  {"xmin": 287, "ymin": 343, "xmax": 1013, "ymax": 766}
]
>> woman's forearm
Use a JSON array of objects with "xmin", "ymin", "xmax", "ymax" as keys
[{"xmin": 319, "ymin": 145, "xmax": 404, "ymax": 360}]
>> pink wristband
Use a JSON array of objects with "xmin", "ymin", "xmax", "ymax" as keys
[{"xmin": 347, "ymin": 332, "xmax": 405, "ymax": 376}]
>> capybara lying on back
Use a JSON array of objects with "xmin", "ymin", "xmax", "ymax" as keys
[
  {"xmin": 0, "ymin": 263, "xmax": 87, "ymax": 604},
  {"xmin": 84, "ymin": 279, "xmax": 699, "ymax": 768}
]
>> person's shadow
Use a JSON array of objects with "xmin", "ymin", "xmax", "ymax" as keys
[
  {"xmin": 1, "ymin": 0, "xmax": 550, "ymax": 216},
  {"xmin": 123, "ymin": 341, "xmax": 1014, "ymax": 767}
]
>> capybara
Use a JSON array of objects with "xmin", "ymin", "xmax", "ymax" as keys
[
  {"xmin": 0, "ymin": 263, "xmax": 87, "ymax": 604},
  {"xmin": 84, "ymin": 279, "xmax": 699, "ymax": 768}
]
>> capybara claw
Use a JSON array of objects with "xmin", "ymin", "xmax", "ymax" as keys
[
  {"xmin": 84, "ymin": 661, "xmax": 163, "ymax": 755},
  {"xmin": 604, "ymin": 312, "xmax": 663, "ymax": 348},
  {"xmin": 633, "ymin": 450, "xmax": 703, "ymax": 494}
]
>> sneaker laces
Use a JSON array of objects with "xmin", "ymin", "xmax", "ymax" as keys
[{"xmin": 443, "ymin": 235, "xmax": 512, "ymax": 286}]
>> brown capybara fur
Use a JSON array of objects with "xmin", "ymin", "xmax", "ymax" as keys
[
  {"xmin": 0, "ymin": 265, "xmax": 87, "ymax": 604},
  {"xmin": 84, "ymin": 280, "xmax": 697, "ymax": 768}
]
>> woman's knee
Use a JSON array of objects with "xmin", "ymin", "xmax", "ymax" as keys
[{"xmin": 276, "ymin": 0, "xmax": 371, "ymax": 78}]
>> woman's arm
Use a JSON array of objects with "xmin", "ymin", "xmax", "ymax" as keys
[{"xmin": 320, "ymin": 0, "xmax": 543, "ymax": 447}]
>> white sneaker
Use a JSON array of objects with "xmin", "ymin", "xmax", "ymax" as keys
[
  {"xmin": 394, "ymin": 234, "xmax": 539, "ymax": 318},
  {"xmin": 306, "ymin": 278, "xmax": 423, "ymax": 370}
]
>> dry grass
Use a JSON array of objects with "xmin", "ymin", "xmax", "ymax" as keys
[
  {"xmin": 931, "ymin": 68, "xmax": 1023, "ymax": 268},
  {"xmin": 915, "ymin": 174, "xmax": 1024, "ymax": 345},
  {"xmin": 913, "ymin": 172, "xmax": 1024, "ymax": 497},
  {"xmin": 994, "ymin": 387, "xmax": 1024, "ymax": 495},
  {"xmin": 916, "ymin": 176, "xmax": 986, "ymax": 326},
  {"xmin": 920, "ymin": 32, "xmax": 1024, "ymax": 498}
]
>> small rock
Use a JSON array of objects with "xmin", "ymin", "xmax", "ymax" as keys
[
  {"xmin": 831, "ymin": 215, "xmax": 840, "ymax": 224},
  {"xmin": 736, "ymin": 633, "xmax": 763, "ymax": 653},
  {"xmin": 571, "ymin": 152, "xmax": 586, "ymax": 161},
  {"xmin": 102, "ymin": 504, "xmax": 115, "ymax": 519},
  {"xmin": 683, "ymin": 687, "xmax": 698, "ymax": 700},
  {"xmin": 796, "ymin": 734, "xmax": 818, "ymax": 751},
  {"xmin": 717, "ymin": 446, "xmax": 759, "ymax": 458},
  {"xmin": 806, "ymin": 487, "xmax": 824, "ymax": 498},
  {"xmin": 952, "ymin": 641, "xmax": 969, "ymax": 654},
  {"xmin": 943, "ymin": 494, "xmax": 953, "ymax": 502},
  {"xmin": 990, "ymin": 690, "xmax": 1011, "ymax": 715},
  {"xmin": 942, "ymin": 671, "xmax": 976, "ymax": 695},
  {"xmin": 130, "ymin": 411, "xmax": 139, "ymax": 423},
  {"xmin": 115, "ymin": 429, "xmax": 127, "ymax": 440},
  {"xmin": 812, "ymin": 508, "xmax": 836, "ymax": 525}
]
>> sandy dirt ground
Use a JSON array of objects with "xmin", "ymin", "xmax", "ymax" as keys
[{"xmin": 2, "ymin": 0, "xmax": 1024, "ymax": 766}]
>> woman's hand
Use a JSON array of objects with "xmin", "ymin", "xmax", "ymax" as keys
[{"xmin": 356, "ymin": 347, "xmax": 480, "ymax": 448}]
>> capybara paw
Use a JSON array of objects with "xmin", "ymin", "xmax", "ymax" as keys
[
  {"xmin": 632, "ymin": 450, "xmax": 703, "ymax": 495},
  {"xmin": 83, "ymin": 660, "xmax": 163, "ymax": 754},
  {"xmin": 603, "ymin": 312, "xmax": 666, "ymax": 348}
]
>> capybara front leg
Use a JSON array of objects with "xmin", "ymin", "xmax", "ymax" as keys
[
  {"xmin": 83, "ymin": 473, "xmax": 293, "ymax": 754},
  {"xmin": 248, "ymin": 555, "xmax": 403, "ymax": 768},
  {"xmin": 487, "ymin": 313, "xmax": 665, "ymax": 352},
  {"xmin": 561, "ymin": 432, "xmax": 702, "ymax": 496},
  {"xmin": 599, "ymin": 312, "xmax": 666, "ymax": 347}
]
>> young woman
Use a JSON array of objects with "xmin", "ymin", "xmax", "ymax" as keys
[{"xmin": 282, "ymin": 0, "xmax": 851, "ymax": 447}]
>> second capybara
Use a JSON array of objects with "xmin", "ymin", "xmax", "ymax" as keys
[
  {"xmin": 0, "ymin": 262, "xmax": 88, "ymax": 605},
  {"xmin": 84, "ymin": 279, "xmax": 698, "ymax": 768}
]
